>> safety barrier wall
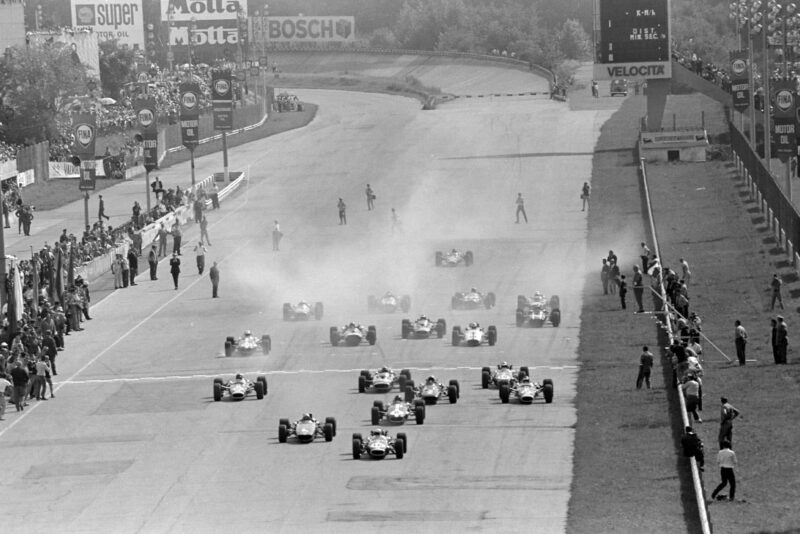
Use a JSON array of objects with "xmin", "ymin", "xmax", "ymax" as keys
[{"xmin": 637, "ymin": 147, "xmax": 712, "ymax": 534}]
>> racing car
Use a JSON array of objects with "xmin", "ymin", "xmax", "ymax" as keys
[
  {"xmin": 367, "ymin": 292, "xmax": 411, "ymax": 313},
  {"xmin": 516, "ymin": 292, "xmax": 561, "ymax": 327},
  {"xmin": 358, "ymin": 368, "xmax": 412, "ymax": 393},
  {"xmin": 278, "ymin": 413, "xmax": 337, "ymax": 443},
  {"xmin": 481, "ymin": 362, "xmax": 528, "ymax": 389},
  {"xmin": 283, "ymin": 300, "xmax": 324, "ymax": 321},
  {"xmin": 224, "ymin": 330, "xmax": 271, "ymax": 357},
  {"xmin": 401, "ymin": 315, "xmax": 447, "ymax": 339},
  {"xmin": 371, "ymin": 396, "xmax": 425, "ymax": 425},
  {"xmin": 451, "ymin": 288, "xmax": 496, "ymax": 310},
  {"xmin": 499, "ymin": 376, "xmax": 554, "ymax": 404},
  {"xmin": 352, "ymin": 428, "xmax": 407, "ymax": 460},
  {"xmin": 330, "ymin": 323, "xmax": 377, "ymax": 346},
  {"xmin": 452, "ymin": 322, "xmax": 497, "ymax": 346},
  {"xmin": 435, "ymin": 248, "xmax": 473, "ymax": 267},
  {"xmin": 213, "ymin": 374, "xmax": 267, "ymax": 401},
  {"xmin": 405, "ymin": 375, "xmax": 460, "ymax": 405}
]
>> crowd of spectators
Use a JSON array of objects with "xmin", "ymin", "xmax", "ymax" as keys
[{"xmin": 672, "ymin": 49, "xmax": 733, "ymax": 92}]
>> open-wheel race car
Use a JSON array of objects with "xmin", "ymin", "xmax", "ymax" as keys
[
  {"xmin": 481, "ymin": 362, "xmax": 527, "ymax": 389},
  {"xmin": 278, "ymin": 413, "xmax": 337, "ymax": 443},
  {"xmin": 358, "ymin": 368, "xmax": 412, "ymax": 393},
  {"xmin": 452, "ymin": 322, "xmax": 497, "ymax": 346},
  {"xmin": 401, "ymin": 315, "xmax": 446, "ymax": 339},
  {"xmin": 435, "ymin": 248, "xmax": 473, "ymax": 267},
  {"xmin": 451, "ymin": 288, "xmax": 496, "ymax": 310},
  {"xmin": 516, "ymin": 292, "xmax": 561, "ymax": 327},
  {"xmin": 352, "ymin": 428, "xmax": 407, "ymax": 460},
  {"xmin": 283, "ymin": 301, "xmax": 323, "ymax": 321},
  {"xmin": 499, "ymin": 376, "xmax": 554, "ymax": 404},
  {"xmin": 213, "ymin": 374, "xmax": 268, "ymax": 401},
  {"xmin": 405, "ymin": 375, "xmax": 460, "ymax": 405},
  {"xmin": 371, "ymin": 396, "xmax": 426, "ymax": 425},
  {"xmin": 368, "ymin": 292, "xmax": 411, "ymax": 313},
  {"xmin": 330, "ymin": 323, "xmax": 377, "ymax": 346},
  {"xmin": 224, "ymin": 331, "xmax": 271, "ymax": 357}
]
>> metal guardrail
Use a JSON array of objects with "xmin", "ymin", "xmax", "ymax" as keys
[{"xmin": 638, "ymin": 150, "xmax": 712, "ymax": 534}]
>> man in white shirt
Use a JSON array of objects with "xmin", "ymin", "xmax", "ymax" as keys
[
  {"xmin": 0, "ymin": 374, "xmax": 12, "ymax": 420},
  {"xmin": 711, "ymin": 441, "xmax": 737, "ymax": 501}
]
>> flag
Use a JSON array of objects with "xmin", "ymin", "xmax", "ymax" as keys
[
  {"xmin": 67, "ymin": 245, "xmax": 75, "ymax": 286},
  {"xmin": 31, "ymin": 255, "xmax": 39, "ymax": 316},
  {"xmin": 54, "ymin": 247, "xmax": 64, "ymax": 304}
]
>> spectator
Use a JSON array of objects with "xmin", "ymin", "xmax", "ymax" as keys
[
  {"xmin": 632, "ymin": 265, "xmax": 645, "ymax": 313},
  {"xmin": 682, "ymin": 374, "xmax": 702, "ymax": 423},
  {"xmin": 581, "ymin": 182, "xmax": 590, "ymax": 211},
  {"xmin": 640, "ymin": 242, "xmax": 651, "ymax": 272},
  {"xmin": 210, "ymin": 261, "xmax": 220, "ymax": 298},
  {"xmin": 680, "ymin": 258, "xmax": 691, "ymax": 285},
  {"xmin": 734, "ymin": 320, "xmax": 748, "ymax": 365},
  {"xmin": 148, "ymin": 245, "xmax": 158, "ymax": 280},
  {"xmin": 171, "ymin": 220, "xmax": 182, "ymax": 255},
  {"xmin": 770, "ymin": 274, "xmax": 784, "ymax": 310},
  {"xmin": 170, "ymin": 252, "xmax": 181, "ymax": 290},
  {"xmin": 776, "ymin": 316, "xmax": 788, "ymax": 364},
  {"xmin": 127, "ymin": 249, "xmax": 139, "ymax": 286},
  {"xmin": 771, "ymin": 318, "xmax": 779, "ymax": 364},
  {"xmin": 10, "ymin": 361, "xmax": 28, "ymax": 411},
  {"xmin": 711, "ymin": 441, "xmax": 737, "ymax": 502},
  {"xmin": 619, "ymin": 274, "xmax": 627, "ymax": 310},
  {"xmin": 681, "ymin": 426, "xmax": 705, "ymax": 471},
  {"xmin": 636, "ymin": 345, "xmax": 653, "ymax": 389},
  {"xmin": 601, "ymin": 258, "xmax": 610, "ymax": 295},
  {"xmin": 719, "ymin": 397, "xmax": 741, "ymax": 448},
  {"xmin": 194, "ymin": 241, "xmax": 207, "ymax": 275}
]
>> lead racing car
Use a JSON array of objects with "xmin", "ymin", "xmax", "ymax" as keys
[
  {"xmin": 481, "ymin": 362, "xmax": 528, "ymax": 389},
  {"xmin": 451, "ymin": 287, "xmax": 496, "ymax": 310},
  {"xmin": 435, "ymin": 248, "xmax": 474, "ymax": 267},
  {"xmin": 499, "ymin": 375, "xmax": 554, "ymax": 404},
  {"xmin": 452, "ymin": 322, "xmax": 497, "ymax": 346},
  {"xmin": 367, "ymin": 292, "xmax": 411, "ymax": 313},
  {"xmin": 278, "ymin": 413, "xmax": 337, "ymax": 443},
  {"xmin": 213, "ymin": 373, "xmax": 268, "ymax": 401},
  {"xmin": 352, "ymin": 428, "xmax": 407, "ymax": 460},
  {"xmin": 371, "ymin": 396, "xmax": 426, "ymax": 425},
  {"xmin": 358, "ymin": 367, "xmax": 412, "ymax": 393},
  {"xmin": 401, "ymin": 315, "xmax": 446, "ymax": 339},
  {"xmin": 224, "ymin": 330, "xmax": 271, "ymax": 357},
  {"xmin": 405, "ymin": 375, "xmax": 460, "ymax": 405},
  {"xmin": 283, "ymin": 300, "xmax": 324, "ymax": 321},
  {"xmin": 330, "ymin": 322, "xmax": 377, "ymax": 346},
  {"xmin": 516, "ymin": 292, "xmax": 561, "ymax": 327}
]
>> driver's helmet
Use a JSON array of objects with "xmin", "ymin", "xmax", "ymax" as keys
[
  {"xmin": 382, "ymin": 429, "xmax": 388, "ymax": 436},
  {"xmin": 426, "ymin": 375, "xmax": 436, "ymax": 384},
  {"xmin": 235, "ymin": 373, "xmax": 243, "ymax": 379},
  {"xmin": 451, "ymin": 248, "xmax": 457, "ymax": 254},
  {"xmin": 379, "ymin": 366, "xmax": 389, "ymax": 373},
  {"xmin": 534, "ymin": 291, "xmax": 542, "ymax": 298},
  {"xmin": 348, "ymin": 322, "xmax": 356, "ymax": 328},
  {"xmin": 244, "ymin": 330, "xmax": 252, "ymax": 337},
  {"xmin": 499, "ymin": 361, "xmax": 509, "ymax": 369},
  {"xmin": 301, "ymin": 413, "xmax": 312, "ymax": 421},
  {"xmin": 521, "ymin": 376, "xmax": 531, "ymax": 384},
  {"xmin": 393, "ymin": 395, "xmax": 403, "ymax": 403},
  {"xmin": 299, "ymin": 300, "xmax": 308, "ymax": 306},
  {"xmin": 470, "ymin": 287, "xmax": 478, "ymax": 293},
  {"xmin": 371, "ymin": 429, "xmax": 382, "ymax": 436},
  {"xmin": 469, "ymin": 322, "xmax": 478, "ymax": 329},
  {"xmin": 419, "ymin": 315, "xmax": 428, "ymax": 322},
  {"xmin": 384, "ymin": 291, "xmax": 393, "ymax": 297}
]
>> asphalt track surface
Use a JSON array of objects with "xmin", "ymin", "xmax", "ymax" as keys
[{"xmin": 1, "ymin": 72, "xmax": 617, "ymax": 533}]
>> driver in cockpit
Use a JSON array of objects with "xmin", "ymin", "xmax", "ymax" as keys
[
  {"xmin": 498, "ymin": 361, "xmax": 510, "ymax": 370},
  {"xmin": 426, "ymin": 375, "xmax": 437, "ymax": 385},
  {"xmin": 301, "ymin": 413, "xmax": 314, "ymax": 422},
  {"xmin": 393, "ymin": 395, "xmax": 403, "ymax": 403},
  {"xmin": 243, "ymin": 330, "xmax": 252, "ymax": 338},
  {"xmin": 233, "ymin": 373, "xmax": 245, "ymax": 384}
]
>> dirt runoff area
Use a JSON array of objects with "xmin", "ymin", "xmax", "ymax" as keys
[{"xmin": 567, "ymin": 91, "xmax": 800, "ymax": 533}]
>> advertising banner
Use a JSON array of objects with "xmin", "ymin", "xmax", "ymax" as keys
[
  {"xmin": 179, "ymin": 82, "xmax": 201, "ymax": 149},
  {"xmin": 71, "ymin": 112, "xmax": 97, "ymax": 159},
  {"xmin": 211, "ymin": 69, "xmax": 233, "ymax": 131},
  {"xmin": 135, "ymin": 97, "xmax": 158, "ymax": 171},
  {"xmin": 774, "ymin": 118, "xmax": 796, "ymax": 161},
  {"xmin": 71, "ymin": 0, "xmax": 144, "ymax": 49},
  {"xmin": 251, "ymin": 16, "xmax": 355, "ymax": 43},
  {"xmin": 729, "ymin": 50, "xmax": 749, "ymax": 111},
  {"xmin": 79, "ymin": 161, "xmax": 96, "ymax": 191},
  {"xmin": 142, "ymin": 133, "xmax": 158, "ymax": 172},
  {"xmin": 161, "ymin": 0, "xmax": 246, "ymax": 22},
  {"xmin": 773, "ymin": 80, "xmax": 795, "ymax": 120}
]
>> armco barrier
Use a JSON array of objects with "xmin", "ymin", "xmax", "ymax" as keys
[{"xmin": 638, "ymin": 150, "xmax": 711, "ymax": 534}]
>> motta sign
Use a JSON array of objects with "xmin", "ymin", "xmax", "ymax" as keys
[{"xmin": 160, "ymin": 0, "xmax": 245, "ymax": 22}]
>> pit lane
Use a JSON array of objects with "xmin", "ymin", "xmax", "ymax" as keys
[{"xmin": 0, "ymin": 79, "xmax": 616, "ymax": 533}]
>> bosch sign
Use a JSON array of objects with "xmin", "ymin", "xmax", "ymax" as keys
[{"xmin": 252, "ymin": 16, "xmax": 356, "ymax": 43}]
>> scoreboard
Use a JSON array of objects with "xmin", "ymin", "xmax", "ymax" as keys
[{"xmin": 594, "ymin": 0, "xmax": 672, "ymax": 80}]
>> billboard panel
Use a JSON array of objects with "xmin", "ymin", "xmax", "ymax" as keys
[
  {"xmin": 71, "ymin": 0, "xmax": 144, "ymax": 49},
  {"xmin": 251, "ymin": 16, "xmax": 355, "ymax": 43},
  {"xmin": 161, "ymin": 0, "xmax": 246, "ymax": 22}
]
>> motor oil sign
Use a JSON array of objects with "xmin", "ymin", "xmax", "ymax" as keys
[
  {"xmin": 251, "ymin": 16, "xmax": 356, "ymax": 43},
  {"xmin": 72, "ymin": 0, "xmax": 144, "ymax": 49}
]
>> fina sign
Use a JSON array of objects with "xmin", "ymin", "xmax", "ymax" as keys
[
  {"xmin": 71, "ymin": 0, "xmax": 144, "ymax": 49},
  {"xmin": 251, "ymin": 16, "xmax": 355, "ymax": 43}
]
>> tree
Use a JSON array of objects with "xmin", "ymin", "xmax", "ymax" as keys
[
  {"xmin": 0, "ymin": 44, "xmax": 89, "ymax": 145},
  {"xmin": 99, "ymin": 40, "xmax": 137, "ymax": 100}
]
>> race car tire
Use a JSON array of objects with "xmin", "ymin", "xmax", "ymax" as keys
[
  {"xmin": 404, "ymin": 386, "xmax": 415, "ymax": 403},
  {"xmin": 214, "ymin": 378, "xmax": 224, "ymax": 386},
  {"xmin": 435, "ymin": 251, "xmax": 443, "ymax": 267},
  {"xmin": 257, "ymin": 376, "xmax": 268, "ymax": 395},
  {"xmin": 425, "ymin": 396, "xmax": 437, "ymax": 405},
  {"xmin": 278, "ymin": 424, "xmax": 288, "ymax": 443},
  {"xmin": 482, "ymin": 370, "xmax": 491, "ymax": 389},
  {"xmin": 329, "ymin": 327, "xmax": 339, "ymax": 346},
  {"xmin": 224, "ymin": 341, "xmax": 233, "ymax": 358},
  {"xmin": 448, "ymin": 385, "xmax": 458, "ymax": 404},
  {"xmin": 550, "ymin": 309, "xmax": 561, "ymax": 327},
  {"xmin": 398, "ymin": 374, "xmax": 406, "ymax": 391},
  {"xmin": 499, "ymin": 384, "xmax": 510, "ymax": 403},
  {"xmin": 415, "ymin": 405, "xmax": 425, "ymax": 424},
  {"xmin": 360, "ymin": 369, "xmax": 371, "ymax": 377},
  {"xmin": 325, "ymin": 417, "xmax": 337, "ymax": 436},
  {"xmin": 485, "ymin": 292, "xmax": 496, "ymax": 309},
  {"xmin": 550, "ymin": 295, "xmax": 561, "ymax": 312},
  {"xmin": 324, "ymin": 423, "xmax": 334, "ymax": 442},
  {"xmin": 516, "ymin": 310, "xmax": 525, "ymax": 327},
  {"xmin": 543, "ymin": 382, "xmax": 554, "ymax": 404},
  {"xmin": 282, "ymin": 303, "xmax": 291, "ymax": 321},
  {"xmin": 371, "ymin": 406, "xmax": 381, "ymax": 425},
  {"xmin": 358, "ymin": 375, "xmax": 367, "ymax": 393},
  {"xmin": 543, "ymin": 378, "xmax": 553, "ymax": 386},
  {"xmin": 451, "ymin": 326, "xmax": 462, "ymax": 346},
  {"xmin": 397, "ymin": 432, "xmax": 408, "ymax": 452},
  {"xmin": 367, "ymin": 326, "xmax": 377, "ymax": 345},
  {"xmin": 401, "ymin": 319, "xmax": 411, "ymax": 339},
  {"xmin": 401, "ymin": 295, "xmax": 411, "ymax": 313},
  {"xmin": 213, "ymin": 383, "xmax": 222, "ymax": 401},
  {"xmin": 352, "ymin": 433, "xmax": 363, "ymax": 442},
  {"xmin": 367, "ymin": 295, "xmax": 377, "ymax": 313},
  {"xmin": 373, "ymin": 400, "xmax": 385, "ymax": 410},
  {"xmin": 261, "ymin": 335, "xmax": 271, "ymax": 354},
  {"xmin": 437, "ymin": 318, "xmax": 446, "ymax": 338},
  {"xmin": 464, "ymin": 251, "xmax": 474, "ymax": 266},
  {"xmin": 280, "ymin": 418, "xmax": 290, "ymax": 428},
  {"xmin": 487, "ymin": 326, "xmax": 497, "ymax": 346},
  {"xmin": 395, "ymin": 439, "xmax": 404, "ymax": 459},
  {"xmin": 520, "ymin": 366, "xmax": 530, "ymax": 379},
  {"xmin": 449, "ymin": 379, "xmax": 461, "ymax": 398},
  {"xmin": 352, "ymin": 439, "xmax": 362, "ymax": 459},
  {"xmin": 255, "ymin": 381, "xmax": 264, "ymax": 399}
]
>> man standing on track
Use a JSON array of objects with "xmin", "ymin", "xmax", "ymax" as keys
[
  {"xmin": 127, "ymin": 249, "xmax": 138, "ymax": 286},
  {"xmin": 515, "ymin": 193, "xmax": 528, "ymax": 223},
  {"xmin": 711, "ymin": 441, "xmax": 737, "ymax": 502},
  {"xmin": 157, "ymin": 223, "xmax": 168, "ymax": 257},
  {"xmin": 210, "ymin": 261, "xmax": 220, "ymax": 298},
  {"xmin": 148, "ymin": 245, "xmax": 158, "ymax": 280},
  {"xmin": 98, "ymin": 194, "xmax": 110, "ymax": 221},
  {"xmin": 170, "ymin": 252, "xmax": 181, "ymax": 290},
  {"xmin": 194, "ymin": 241, "xmax": 207, "ymax": 275},
  {"xmin": 338, "ymin": 198, "xmax": 347, "ymax": 225},
  {"xmin": 366, "ymin": 184, "xmax": 375, "ymax": 211},
  {"xmin": 636, "ymin": 345, "xmax": 653, "ymax": 389},
  {"xmin": 581, "ymin": 182, "xmax": 591, "ymax": 211},
  {"xmin": 171, "ymin": 221, "xmax": 182, "ymax": 255},
  {"xmin": 200, "ymin": 215, "xmax": 212, "ymax": 246},
  {"xmin": 632, "ymin": 265, "xmax": 645, "ymax": 313},
  {"xmin": 272, "ymin": 220, "xmax": 282, "ymax": 251},
  {"xmin": 734, "ymin": 320, "xmax": 748, "ymax": 365}
]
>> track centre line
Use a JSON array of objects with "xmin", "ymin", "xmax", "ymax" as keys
[
  {"xmin": 0, "ymin": 194, "xmax": 254, "ymax": 440},
  {"xmin": 58, "ymin": 365, "xmax": 579, "ymax": 386}
]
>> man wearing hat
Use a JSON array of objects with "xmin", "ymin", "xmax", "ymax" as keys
[
  {"xmin": 776, "ymin": 315, "xmax": 788, "ymax": 364},
  {"xmin": 169, "ymin": 252, "xmax": 181, "ymax": 290}
]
